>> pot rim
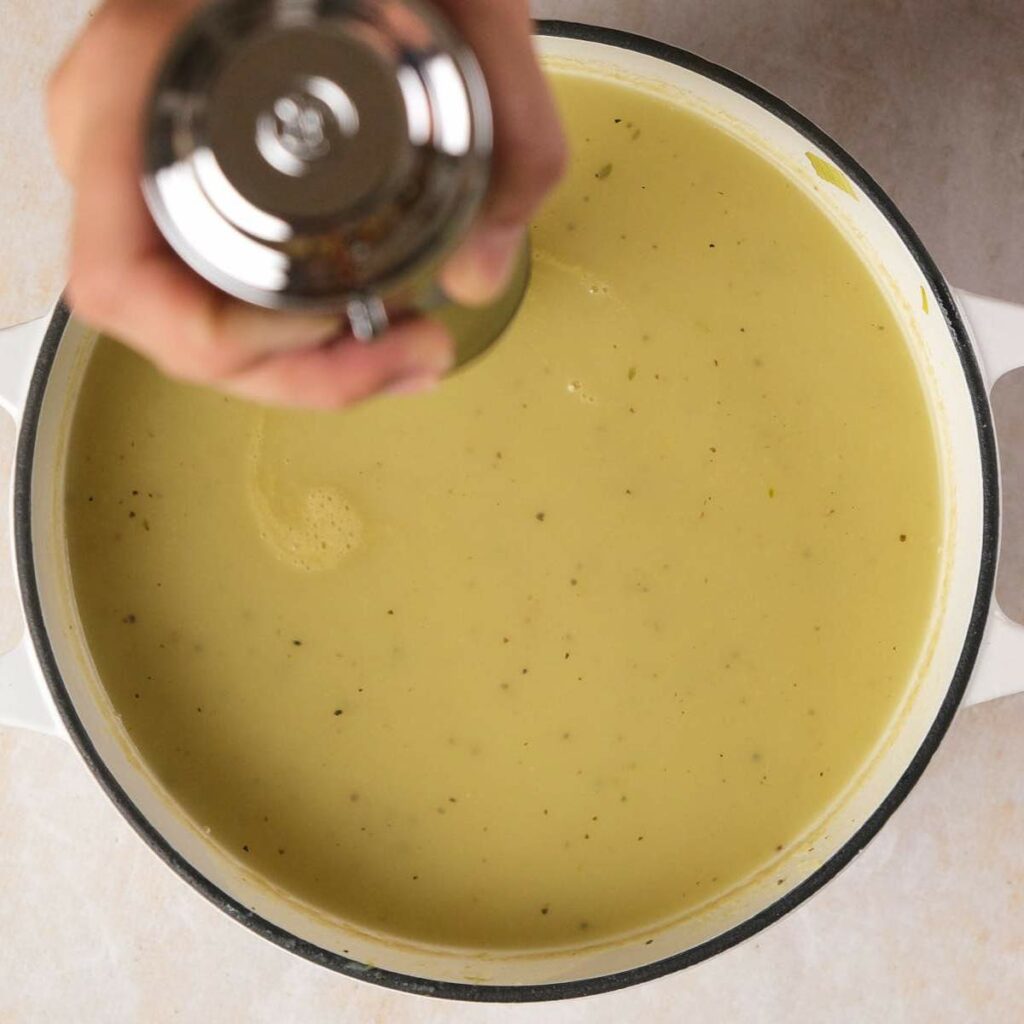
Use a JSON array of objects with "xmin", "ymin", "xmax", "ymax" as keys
[{"xmin": 14, "ymin": 20, "xmax": 999, "ymax": 1004}]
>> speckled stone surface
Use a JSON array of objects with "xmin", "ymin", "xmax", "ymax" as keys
[{"xmin": 1, "ymin": 1, "xmax": 1023, "ymax": 1020}]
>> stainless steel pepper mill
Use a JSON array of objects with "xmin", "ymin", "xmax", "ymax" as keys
[{"xmin": 142, "ymin": 0, "xmax": 529, "ymax": 367}]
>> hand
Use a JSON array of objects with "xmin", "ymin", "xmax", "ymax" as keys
[{"xmin": 47, "ymin": 0, "xmax": 566, "ymax": 408}]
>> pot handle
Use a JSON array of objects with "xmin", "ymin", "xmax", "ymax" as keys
[
  {"xmin": 1, "ymin": 299, "xmax": 1020, "ymax": 723},
  {"xmin": 956, "ymin": 289, "xmax": 1024, "ymax": 707},
  {"xmin": 0, "ymin": 312, "xmax": 64, "ymax": 736},
  {"xmin": 0, "ymin": 634, "xmax": 63, "ymax": 737},
  {"xmin": 0, "ymin": 314, "xmax": 50, "ymax": 421}
]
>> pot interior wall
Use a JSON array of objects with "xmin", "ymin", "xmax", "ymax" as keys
[{"xmin": 23, "ymin": 34, "xmax": 989, "ymax": 989}]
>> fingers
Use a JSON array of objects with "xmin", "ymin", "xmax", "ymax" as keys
[
  {"xmin": 219, "ymin": 319, "xmax": 455, "ymax": 409},
  {"xmin": 438, "ymin": 0, "xmax": 567, "ymax": 305},
  {"xmin": 51, "ymin": 0, "xmax": 454, "ymax": 399}
]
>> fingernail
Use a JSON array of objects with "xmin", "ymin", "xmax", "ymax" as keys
[
  {"xmin": 441, "ymin": 225, "xmax": 526, "ymax": 306},
  {"xmin": 474, "ymin": 225, "xmax": 525, "ymax": 290},
  {"xmin": 406, "ymin": 326, "xmax": 457, "ymax": 375},
  {"xmin": 383, "ymin": 371, "xmax": 441, "ymax": 397}
]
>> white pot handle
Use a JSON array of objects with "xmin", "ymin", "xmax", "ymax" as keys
[
  {"xmin": 956, "ymin": 290, "xmax": 1024, "ymax": 707},
  {"xmin": 0, "ymin": 297, "xmax": 1020, "ymax": 727},
  {"xmin": 0, "ymin": 312, "xmax": 64, "ymax": 737},
  {"xmin": 0, "ymin": 314, "xmax": 50, "ymax": 420}
]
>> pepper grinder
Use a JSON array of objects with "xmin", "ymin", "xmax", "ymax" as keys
[{"xmin": 142, "ymin": 0, "xmax": 529, "ymax": 368}]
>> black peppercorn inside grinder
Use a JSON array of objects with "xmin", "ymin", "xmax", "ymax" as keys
[{"xmin": 141, "ymin": 0, "xmax": 529, "ymax": 368}]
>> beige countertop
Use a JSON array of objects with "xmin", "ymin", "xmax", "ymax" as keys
[{"xmin": 2, "ymin": 1, "xmax": 1023, "ymax": 1021}]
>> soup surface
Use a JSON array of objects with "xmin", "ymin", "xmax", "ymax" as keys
[{"xmin": 66, "ymin": 67, "xmax": 942, "ymax": 950}]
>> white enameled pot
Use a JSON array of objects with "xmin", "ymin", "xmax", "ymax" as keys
[{"xmin": 1, "ymin": 22, "xmax": 1022, "ymax": 1003}]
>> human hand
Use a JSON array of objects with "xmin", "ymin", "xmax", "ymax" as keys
[{"xmin": 48, "ymin": 0, "xmax": 566, "ymax": 408}]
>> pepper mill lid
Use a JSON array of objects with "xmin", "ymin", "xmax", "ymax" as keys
[{"xmin": 142, "ymin": 0, "xmax": 494, "ymax": 321}]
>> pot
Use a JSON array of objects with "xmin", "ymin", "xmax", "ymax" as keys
[{"xmin": 1, "ymin": 21, "xmax": 1023, "ymax": 1002}]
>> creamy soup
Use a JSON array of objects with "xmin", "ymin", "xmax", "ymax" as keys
[{"xmin": 65, "ymin": 67, "xmax": 941, "ymax": 950}]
